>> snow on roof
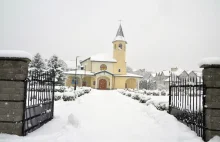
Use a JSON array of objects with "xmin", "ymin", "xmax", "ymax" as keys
[
  {"xmin": 65, "ymin": 60, "xmax": 81, "ymax": 69},
  {"xmin": 194, "ymin": 71, "xmax": 202, "ymax": 77},
  {"xmin": 64, "ymin": 70, "xmax": 94, "ymax": 75},
  {"xmin": 0, "ymin": 50, "xmax": 32, "ymax": 60},
  {"xmin": 172, "ymin": 68, "xmax": 185, "ymax": 76},
  {"xmin": 64, "ymin": 70, "xmax": 142, "ymax": 78},
  {"xmin": 112, "ymin": 24, "xmax": 127, "ymax": 43},
  {"xmin": 164, "ymin": 78, "xmax": 170, "ymax": 82},
  {"xmin": 151, "ymin": 73, "xmax": 156, "ymax": 77},
  {"xmin": 199, "ymin": 57, "xmax": 220, "ymax": 67},
  {"xmin": 112, "ymin": 36, "xmax": 127, "ymax": 43},
  {"xmin": 187, "ymin": 70, "xmax": 192, "ymax": 74},
  {"xmin": 115, "ymin": 73, "xmax": 143, "ymax": 78},
  {"xmin": 89, "ymin": 53, "xmax": 117, "ymax": 63},
  {"xmin": 162, "ymin": 70, "xmax": 170, "ymax": 76}
]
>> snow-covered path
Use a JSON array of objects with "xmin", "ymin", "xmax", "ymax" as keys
[{"xmin": 0, "ymin": 90, "xmax": 204, "ymax": 142}]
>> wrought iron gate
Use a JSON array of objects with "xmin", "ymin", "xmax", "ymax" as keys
[
  {"xmin": 23, "ymin": 70, "xmax": 55, "ymax": 135},
  {"xmin": 168, "ymin": 73, "xmax": 205, "ymax": 140}
]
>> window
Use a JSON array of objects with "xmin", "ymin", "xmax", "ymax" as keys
[
  {"xmin": 93, "ymin": 81, "xmax": 96, "ymax": 85},
  {"xmin": 114, "ymin": 44, "xmax": 116, "ymax": 49},
  {"xmin": 118, "ymin": 43, "xmax": 122, "ymax": 49},
  {"xmin": 118, "ymin": 69, "xmax": 121, "ymax": 72},
  {"xmin": 72, "ymin": 78, "xmax": 79, "ymax": 84},
  {"xmin": 100, "ymin": 64, "xmax": 107, "ymax": 71}
]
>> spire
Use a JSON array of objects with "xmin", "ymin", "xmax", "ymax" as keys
[
  {"xmin": 116, "ymin": 24, "xmax": 124, "ymax": 37},
  {"xmin": 113, "ymin": 24, "xmax": 127, "ymax": 43}
]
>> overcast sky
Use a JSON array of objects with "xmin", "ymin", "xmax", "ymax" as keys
[{"xmin": 1, "ymin": 0, "xmax": 219, "ymax": 71}]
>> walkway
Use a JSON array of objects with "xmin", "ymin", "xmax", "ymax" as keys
[{"xmin": 0, "ymin": 90, "xmax": 203, "ymax": 142}]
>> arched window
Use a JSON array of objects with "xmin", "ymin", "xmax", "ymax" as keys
[
  {"xmin": 118, "ymin": 43, "xmax": 122, "ymax": 49},
  {"xmin": 100, "ymin": 64, "xmax": 107, "ymax": 71}
]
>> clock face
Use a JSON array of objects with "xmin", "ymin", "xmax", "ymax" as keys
[{"xmin": 118, "ymin": 43, "xmax": 122, "ymax": 49}]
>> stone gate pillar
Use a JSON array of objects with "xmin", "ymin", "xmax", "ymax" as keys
[
  {"xmin": 200, "ymin": 58, "xmax": 220, "ymax": 141},
  {"xmin": 0, "ymin": 51, "xmax": 31, "ymax": 136}
]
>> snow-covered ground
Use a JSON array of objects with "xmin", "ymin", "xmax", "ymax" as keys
[{"xmin": 0, "ymin": 90, "xmax": 217, "ymax": 142}]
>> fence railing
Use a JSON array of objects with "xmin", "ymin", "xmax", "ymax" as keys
[
  {"xmin": 168, "ymin": 73, "xmax": 205, "ymax": 140},
  {"xmin": 23, "ymin": 70, "xmax": 55, "ymax": 135}
]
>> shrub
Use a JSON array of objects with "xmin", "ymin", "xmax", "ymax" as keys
[
  {"xmin": 132, "ymin": 93, "xmax": 141, "ymax": 100},
  {"xmin": 139, "ymin": 96, "xmax": 151, "ymax": 103},
  {"xmin": 63, "ymin": 92, "xmax": 75, "ymax": 101},
  {"xmin": 153, "ymin": 92, "xmax": 159, "ymax": 96},
  {"xmin": 161, "ymin": 90, "xmax": 167, "ymax": 96},
  {"xmin": 55, "ymin": 92, "xmax": 63, "ymax": 101},
  {"xmin": 126, "ymin": 93, "xmax": 132, "ymax": 97}
]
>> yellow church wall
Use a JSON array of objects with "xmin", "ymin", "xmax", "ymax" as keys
[
  {"xmin": 82, "ymin": 76, "xmax": 91, "ymax": 87},
  {"xmin": 91, "ymin": 62, "xmax": 114, "ymax": 73},
  {"xmin": 81, "ymin": 59, "xmax": 92, "ymax": 71},
  {"xmin": 113, "ymin": 77, "xmax": 138, "ymax": 89},
  {"xmin": 113, "ymin": 41, "xmax": 127, "ymax": 75},
  {"xmin": 65, "ymin": 75, "xmax": 82, "ymax": 87},
  {"xmin": 90, "ymin": 77, "xmax": 95, "ymax": 88}
]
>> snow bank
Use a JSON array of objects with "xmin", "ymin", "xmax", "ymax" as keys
[
  {"xmin": 0, "ymin": 50, "xmax": 32, "ymax": 60},
  {"xmin": 68, "ymin": 113, "xmax": 80, "ymax": 128},
  {"xmin": 208, "ymin": 136, "xmax": 220, "ymax": 142},
  {"xmin": 199, "ymin": 57, "xmax": 220, "ymax": 67}
]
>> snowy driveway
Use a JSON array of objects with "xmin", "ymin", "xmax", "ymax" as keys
[{"xmin": 0, "ymin": 90, "xmax": 204, "ymax": 142}]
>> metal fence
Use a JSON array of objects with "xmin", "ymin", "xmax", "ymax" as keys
[
  {"xmin": 168, "ymin": 73, "xmax": 205, "ymax": 140},
  {"xmin": 23, "ymin": 70, "xmax": 55, "ymax": 135}
]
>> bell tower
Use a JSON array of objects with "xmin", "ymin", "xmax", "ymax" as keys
[{"xmin": 112, "ymin": 24, "xmax": 127, "ymax": 75}]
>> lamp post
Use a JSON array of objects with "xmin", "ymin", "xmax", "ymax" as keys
[{"xmin": 74, "ymin": 56, "xmax": 80, "ymax": 90}]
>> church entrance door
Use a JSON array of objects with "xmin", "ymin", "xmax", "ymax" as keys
[{"xmin": 99, "ymin": 79, "xmax": 107, "ymax": 90}]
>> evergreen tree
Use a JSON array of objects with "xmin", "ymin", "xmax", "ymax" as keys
[
  {"xmin": 29, "ymin": 53, "xmax": 46, "ymax": 71},
  {"xmin": 47, "ymin": 55, "xmax": 65, "ymax": 86}
]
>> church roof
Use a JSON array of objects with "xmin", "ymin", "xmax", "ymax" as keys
[
  {"xmin": 80, "ymin": 53, "xmax": 117, "ymax": 63},
  {"xmin": 115, "ymin": 73, "xmax": 143, "ymax": 78},
  {"xmin": 113, "ymin": 24, "xmax": 127, "ymax": 43}
]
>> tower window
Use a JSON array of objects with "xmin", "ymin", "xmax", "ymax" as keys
[
  {"xmin": 114, "ymin": 44, "xmax": 116, "ymax": 49},
  {"xmin": 118, "ymin": 69, "xmax": 121, "ymax": 72},
  {"xmin": 118, "ymin": 43, "xmax": 122, "ymax": 49}
]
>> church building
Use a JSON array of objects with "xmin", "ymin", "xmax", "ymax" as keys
[{"xmin": 64, "ymin": 24, "xmax": 142, "ymax": 89}]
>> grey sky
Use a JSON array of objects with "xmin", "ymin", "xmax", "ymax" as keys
[{"xmin": 1, "ymin": 0, "xmax": 219, "ymax": 71}]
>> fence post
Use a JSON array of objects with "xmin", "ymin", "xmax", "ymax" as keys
[
  {"xmin": 0, "ymin": 53, "xmax": 31, "ymax": 136},
  {"xmin": 200, "ymin": 62, "xmax": 220, "ymax": 141}
]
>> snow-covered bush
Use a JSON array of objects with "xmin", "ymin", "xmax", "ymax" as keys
[
  {"xmin": 139, "ymin": 96, "xmax": 151, "ymax": 103},
  {"xmin": 132, "ymin": 93, "xmax": 141, "ymax": 100},
  {"xmin": 152, "ymin": 91, "xmax": 160, "ymax": 96},
  {"xmin": 161, "ymin": 90, "xmax": 167, "ymax": 96},
  {"xmin": 63, "ymin": 92, "xmax": 75, "ymax": 101},
  {"xmin": 55, "ymin": 92, "xmax": 63, "ymax": 101},
  {"xmin": 82, "ymin": 87, "xmax": 92, "ymax": 93},
  {"xmin": 126, "ymin": 92, "xmax": 132, "ymax": 97},
  {"xmin": 118, "ymin": 89, "xmax": 169, "ymax": 111},
  {"xmin": 62, "ymin": 87, "xmax": 92, "ymax": 101},
  {"xmin": 55, "ymin": 86, "xmax": 66, "ymax": 92},
  {"xmin": 146, "ymin": 91, "xmax": 153, "ymax": 96},
  {"xmin": 146, "ymin": 100, "xmax": 169, "ymax": 111}
]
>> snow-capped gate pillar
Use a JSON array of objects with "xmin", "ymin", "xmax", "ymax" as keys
[
  {"xmin": 200, "ymin": 57, "xmax": 220, "ymax": 141},
  {"xmin": 0, "ymin": 50, "xmax": 31, "ymax": 136}
]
